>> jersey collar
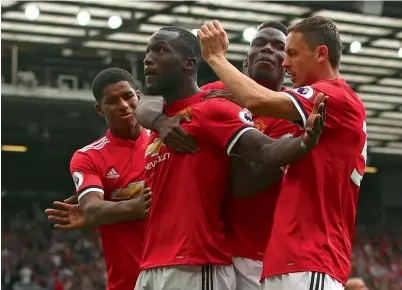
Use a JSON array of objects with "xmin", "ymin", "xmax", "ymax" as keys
[
  {"xmin": 106, "ymin": 129, "xmax": 145, "ymax": 147},
  {"xmin": 164, "ymin": 90, "xmax": 210, "ymax": 116}
]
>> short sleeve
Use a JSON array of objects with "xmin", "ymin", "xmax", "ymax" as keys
[
  {"xmin": 70, "ymin": 152, "xmax": 104, "ymax": 202},
  {"xmin": 280, "ymin": 86, "xmax": 318, "ymax": 129},
  {"xmin": 198, "ymin": 98, "xmax": 259, "ymax": 155}
]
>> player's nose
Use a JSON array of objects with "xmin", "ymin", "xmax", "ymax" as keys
[
  {"xmin": 143, "ymin": 52, "xmax": 154, "ymax": 66},
  {"xmin": 261, "ymin": 44, "xmax": 274, "ymax": 54},
  {"xmin": 117, "ymin": 98, "xmax": 130, "ymax": 110}
]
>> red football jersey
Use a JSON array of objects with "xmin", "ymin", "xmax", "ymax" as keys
[
  {"xmin": 225, "ymin": 116, "xmax": 298, "ymax": 261},
  {"xmin": 70, "ymin": 129, "xmax": 149, "ymax": 290},
  {"xmin": 140, "ymin": 90, "xmax": 258, "ymax": 270},
  {"xmin": 202, "ymin": 81, "xmax": 297, "ymax": 261},
  {"xmin": 262, "ymin": 79, "xmax": 367, "ymax": 285},
  {"xmin": 201, "ymin": 80, "xmax": 226, "ymax": 90}
]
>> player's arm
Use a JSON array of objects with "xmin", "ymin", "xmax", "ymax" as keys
[
  {"xmin": 136, "ymin": 99, "xmax": 197, "ymax": 153},
  {"xmin": 207, "ymin": 56, "xmax": 302, "ymax": 120},
  {"xmin": 136, "ymin": 98, "xmax": 165, "ymax": 130},
  {"xmin": 230, "ymin": 156, "xmax": 284, "ymax": 198},
  {"xmin": 71, "ymin": 153, "xmax": 151, "ymax": 227},
  {"xmin": 232, "ymin": 93, "xmax": 326, "ymax": 168},
  {"xmin": 230, "ymin": 121, "xmax": 296, "ymax": 198},
  {"xmin": 198, "ymin": 21, "xmax": 302, "ymax": 120},
  {"xmin": 203, "ymin": 94, "xmax": 326, "ymax": 178}
]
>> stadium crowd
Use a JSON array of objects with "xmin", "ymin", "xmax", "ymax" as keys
[{"xmin": 2, "ymin": 204, "xmax": 401, "ymax": 290}]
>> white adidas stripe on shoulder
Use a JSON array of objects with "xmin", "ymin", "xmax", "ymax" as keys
[{"xmin": 79, "ymin": 137, "xmax": 110, "ymax": 153}]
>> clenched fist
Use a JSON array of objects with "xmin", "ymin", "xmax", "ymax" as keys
[{"xmin": 198, "ymin": 20, "xmax": 229, "ymax": 63}]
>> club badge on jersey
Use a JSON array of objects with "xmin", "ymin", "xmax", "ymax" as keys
[
  {"xmin": 72, "ymin": 171, "xmax": 84, "ymax": 190},
  {"xmin": 292, "ymin": 86, "xmax": 315, "ymax": 99},
  {"xmin": 238, "ymin": 108, "xmax": 255, "ymax": 126}
]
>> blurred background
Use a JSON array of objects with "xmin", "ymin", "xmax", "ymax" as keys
[{"xmin": 1, "ymin": 1, "xmax": 402, "ymax": 289}]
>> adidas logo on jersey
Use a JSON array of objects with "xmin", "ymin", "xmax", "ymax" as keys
[{"xmin": 106, "ymin": 168, "xmax": 120, "ymax": 179}]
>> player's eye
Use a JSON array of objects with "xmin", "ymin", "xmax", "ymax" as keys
[{"xmin": 251, "ymin": 40, "xmax": 263, "ymax": 47}]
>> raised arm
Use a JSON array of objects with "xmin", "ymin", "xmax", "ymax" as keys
[{"xmin": 198, "ymin": 20, "xmax": 301, "ymax": 120}]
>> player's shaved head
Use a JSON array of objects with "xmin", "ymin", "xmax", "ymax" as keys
[
  {"xmin": 92, "ymin": 68, "xmax": 136, "ymax": 102},
  {"xmin": 159, "ymin": 26, "xmax": 201, "ymax": 63},
  {"xmin": 257, "ymin": 21, "xmax": 288, "ymax": 36}
]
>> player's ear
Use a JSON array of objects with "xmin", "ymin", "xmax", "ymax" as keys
[
  {"xmin": 316, "ymin": 45, "xmax": 328, "ymax": 64},
  {"xmin": 95, "ymin": 103, "xmax": 104, "ymax": 118},
  {"xmin": 184, "ymin": 57, "xmax": 197, "ymax": 71},
  {"xmin": 135, "ymin": 90, "xmax": 141, "ymax": 102}
]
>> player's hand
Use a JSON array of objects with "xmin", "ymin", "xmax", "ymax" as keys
[
  {"xmin": 302, "ymin": 92, "xmax": 328, "ymax": 150},
  {"xmin": 63, "ymin": 194, "xmax": 78, "ymax": 204},
  {"xmin": 45, "ymin": 201, "xmax": 88, "ymax": 230},
  {"xmin": 154, "ymin": 113, "xmax": 198, "ymax": 154},
  {"xmin": 128, "ymin": 187, "xmax": 152, "ymax": 219},
  {"xmin": 198, "ymin": 20, "xmax": 229, "ymax": 63}
]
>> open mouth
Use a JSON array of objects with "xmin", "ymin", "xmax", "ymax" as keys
[{"xmin": 145, "ymin": 75, "xmax": 157, "ymax": 85}]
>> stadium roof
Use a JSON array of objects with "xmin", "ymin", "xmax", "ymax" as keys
[{"xmin": 1, "ymin": 0, "xmax": 402, "ymax": 155}]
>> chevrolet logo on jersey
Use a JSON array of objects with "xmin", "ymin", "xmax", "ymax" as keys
[
  {"xmin": 110, "ymin": 181, "xmax": 145, "ymax": 200},
  {"xmin": 145, "ymin": 138, "xmax": 164, "ymax": 157}
]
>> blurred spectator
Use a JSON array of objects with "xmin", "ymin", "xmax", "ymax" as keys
[
  {"xmin": 2, "ymin": 201, "xmax": 106, "ymax": 290},
  {"xmin": 2, "ymin": 200, "xmax": 401, "ymax": 290}
]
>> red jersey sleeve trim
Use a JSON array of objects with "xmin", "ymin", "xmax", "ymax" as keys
[
  {"xmin": 226, "ymin": 126, "xmax": 259, "ymax": 156},
  {"xmin": 281, "ymin": 91, "xmax": 309, "ymax": 129},
  {"xmin": 77, "ymin": 186, "xmax": 104, "ymax": 202}
]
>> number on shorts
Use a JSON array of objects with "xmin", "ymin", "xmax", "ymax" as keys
[{"xmin": 350, "ymin": 121, "xmax": 367, "ymax": 186}]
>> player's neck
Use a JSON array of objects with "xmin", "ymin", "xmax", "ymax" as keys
[
  {"xmin": 163, "ymin": 81, "xmax": 201, "ymax": 106},
  {"xmin": 110, "ymin": 122, "xmax": 142, "ymax": 141},
  {"xmin": 255, "ymin": 78, "xmax": 282, "ymax": 92},
  {"xmin": 313, "ymin": 66, "xmax": 340, "ymax": 83}
]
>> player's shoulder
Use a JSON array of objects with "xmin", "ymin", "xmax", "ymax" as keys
[
  {"xmin": 283, "ymin": 85, "xmax": 316, "ymax": 100},
  {"xmin": 72, "ymin": 135, "xmax": 111, "ymax": 162},
  {"xmin": 201, "ymin": 81, "xmax": 226, "ymax": 91},
  {"xmin": 77, "ymin": 135, "xmax": 111, "ymax": 153}
]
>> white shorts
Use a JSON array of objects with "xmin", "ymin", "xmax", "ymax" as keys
[
  {"xmin": 261, "ymin": 272, "xmax": 344, "ymax": 290},
  {"xmin": 232, "ymin": 257, "xmax": 262, "ymax": 290},
  {"xmin": 134, "ymin": 265, "xmax": 236, "ymax": 290}
]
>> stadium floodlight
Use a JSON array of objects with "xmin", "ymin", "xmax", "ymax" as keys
[
  {"xmin": 191, "ymin": 29, "xmax": 199, "ymax": 36},
  {"xmin": 77, "ymin": 11, "xmax": 91, "ymax": 26},
  {"xmin": 243, "ymin": 27, "xmax": 257, "ymax": 43},
  {"xmin": 108, "ymin": 16, "xmax": 122, "ymax": 29},
  {"xmin": 398, "ymin": 47, "xmax": 402, "ymax": 58},
  {"xmin": 25, "ymin": 4, "xmax": 40, "ymax": 20},
  {"xmin": 349, "ymin": 41, "xmax": 361, "ymax": 53}
]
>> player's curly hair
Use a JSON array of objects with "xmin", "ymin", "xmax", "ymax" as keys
[
  {"xmin": 160, "ymin": 26, "xmax": 201, "ymax": 63},
  {"xmin": 257, "ymin": 21, "xmax": 288, "ymax": 36},
  {"xmin": 92, "ymin": 68, "xmax": 136, "ymax": 102},
  {"xmin": 288, "ymin": 16, "xmax": 342, "ymax": 68}
]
